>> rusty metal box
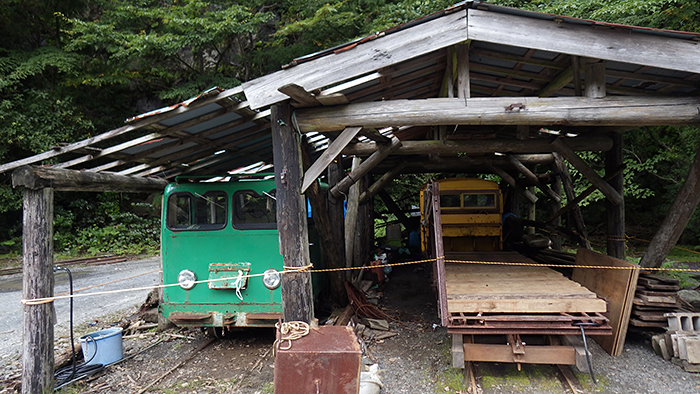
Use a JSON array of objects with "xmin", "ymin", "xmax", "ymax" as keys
[{"xmin": 274, "ymin": 325, "xmax": 361, "ymax": 394}]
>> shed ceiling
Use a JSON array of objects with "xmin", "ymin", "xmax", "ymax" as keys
[{"xmin": 1, "ymin": 1, "xmax": 699, "ymax": 182}]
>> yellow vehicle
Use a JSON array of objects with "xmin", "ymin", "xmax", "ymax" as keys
[{"xmin": 420, "ymin": 178, "xmax": 503, "ymax": 253}]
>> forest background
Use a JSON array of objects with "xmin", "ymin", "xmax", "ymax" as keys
[{"xmin": 1, "ymin": 0, "xmax": 699, "ymax": 259}]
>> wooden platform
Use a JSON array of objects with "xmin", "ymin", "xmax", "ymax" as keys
[{"xmin": 445, "ymin": 252, "xmax": 607, "ymax": 314}]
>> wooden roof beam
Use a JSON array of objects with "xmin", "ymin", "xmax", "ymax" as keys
[
  {"xmin": 343, "ymin": 135, "xmax": 613, "ymax": 156},
  {"xmin": 467, "ymin": 8, "xmax": 700, "ymax": 74},
  {"xmin": 295, "ymin": 96, "xmax": 700, "ymax": 132},
  {"xmin": 12, "ymin": 166, "xmax": 167, "ymax": 193}
]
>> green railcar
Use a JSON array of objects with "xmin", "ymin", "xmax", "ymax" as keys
[{"xmin": 160, "ymin": 175, "xmax": 321, "ymax": 329}]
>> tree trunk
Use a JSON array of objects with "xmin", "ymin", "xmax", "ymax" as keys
[{"xmin": 640, "ymin": 142, "xmax": 700, "ymax": 268}]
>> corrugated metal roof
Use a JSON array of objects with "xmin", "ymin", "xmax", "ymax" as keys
[{"xmin": 1, "ymin": 1, "xmax": 699, "ymax": 184}]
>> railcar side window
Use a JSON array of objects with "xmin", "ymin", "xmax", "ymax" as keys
[
  {"xmin": 166, "ymin": 191, "xmax": 227, "ymax": 230},
  {"xmin": 233, "ymin": 189, "xmax": 277, "ymax": 230}
]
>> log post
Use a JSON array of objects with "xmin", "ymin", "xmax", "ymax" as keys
[
  {"xmin": 606, "ymin": 132, "xmax": 625, "ymax": 259},
  {"xmin": 271, "ymin": 103, "xmax": 314, "ymax": 323},
  {"xmin": 21, "ymin": 187, "xmax": 55, "ymax": 394},
  {"xmin": 344, "ymin": 157, "xmax": 362, "ymax": 277},
  {"xmin": 301, "ymin": 141, "xmax": 348, "ymax": 306},
  {"xmin": 640, "ymin": 141, "xmax": 700, "ymax": 268},
  {"xmin": 549, "ymin": 175, "xmax": 563, "ymax": 250}
]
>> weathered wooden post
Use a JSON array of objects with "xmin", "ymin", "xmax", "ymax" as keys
[
  {"xmin": 271, "ymin": 102, "xmax": 314, "ymax": 322},
  {"xmin": 606, "ymin": 132, "xmax": 625, "ymax": 259},
  {"xmin": 21, "ymin": 187, "xmax": 55, "ymax": 394}
]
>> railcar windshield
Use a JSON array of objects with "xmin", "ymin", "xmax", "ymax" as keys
[
  {"xmin": 232, "ymin": 189, "xmax": 277, "ymax": 230},
  {"xmin": 440, "ymin": 191, "xmax": 499, "ymax": 212},
  {"xmin": 166, "ymin": 190, "xmax": 227, "ymax": 230}
]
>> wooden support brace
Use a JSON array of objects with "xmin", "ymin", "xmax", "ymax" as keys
[
  {"xmin": 301, "ymin": 126, "xmax": 362, "ymax": 193},
  {"xmin": 547, "ymin": 165, "xmax": 624, "ymax": 223},
  {"xmin": 360, "ymin": 161, "xmax": 407, "ymax": 204},
  {"xmin": 358, "ymin": 129, "xmax": 392, "ymax": 143},
  {"xmin": 508, "ymin": 156, "xmax": 560, "ymax": 202},
  {"xmin": 330, "ymin": 137, "xmax": 402, "ymax": 198},
  {"xmin": 551, "ymin": 138, "xmax": 623, "ymax": 206},
  {"xmin": 539, "ymin": 67, "xmax": 573, "ymax": 97},
  {"xmin": 553, "ymin": 153, "xmax": 591, "ymax": 249},
  {"xmin": 488, "ymin": 165, "xmax": 538, "ymax": 204},
  {"xmin": 377, "ymin": 189, "xmax": 413, "ymax": 232}
]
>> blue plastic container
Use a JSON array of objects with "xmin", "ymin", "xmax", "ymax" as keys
[{"xmin": 79, "ymin": 327, "xmax": 123, "ymax": 366}]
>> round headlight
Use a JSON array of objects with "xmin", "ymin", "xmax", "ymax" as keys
[
  {"xmin": 177, "ymin": 269, "xmax": 197, "ymax": 290},
  {"xmin": 262, "ymin": 268, "xmax": 281, "ymax": 290}
]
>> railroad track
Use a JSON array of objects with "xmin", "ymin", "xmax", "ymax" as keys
[{"xmin": 0, "ymin": 255, "xmax": 129, "ymax": 277}]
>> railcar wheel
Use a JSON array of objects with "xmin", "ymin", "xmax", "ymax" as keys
[{"xmin": 205, "ymin": 326, "xmax": 225, "ymax": 338}]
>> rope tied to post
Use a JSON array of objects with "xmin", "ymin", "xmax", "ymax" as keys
[{"xmin": 274, "ymin": 321, "xmax": 310, "ymax": 353}]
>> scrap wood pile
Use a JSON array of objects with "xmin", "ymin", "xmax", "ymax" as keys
[
  {"xmin": 630, "ymin": 273, "xmax": 681, "ymax": 329},
  {"xmin": 324, "ymin": 282, "xmax": 398, "ymax": 346}
]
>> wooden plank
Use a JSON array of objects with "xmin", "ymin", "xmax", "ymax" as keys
[
  {"xmin": 463, "ymin": 343, "xmax": 576, "ymax": 365},
  {"xmin": 315, "ymin": 92, "xmax": 350, "ymax": 106},
  {"xmin": 448, "ymin": 298, "xmax": 607, "ymax": 313},
  {"xmin": 301, "ymin": 126, "xmax": 362, "ymax": 193},
  {"xmin": 278, "ymin": 84, "xmax": 321, "ymax": 107},
  {"xmin": 295, "ymin": 96, "xmax": 700, "ymax": 132},
  {"xmin": 571, "ymin": 248, "xmax": 639, "ymax": 356},
  {"xmin": 432, "ymin": 182, "xmax": 449, "ymax": 326},
  {"xmin": 21, "ymin": 188, "xmax": 55, "ymax": 394},
  {"xmin": 552, "ymin": 138, "xmax": 623, "ymax": 206},
  {"xmin": 467, "ymin": 8, "xmax": 700, "ymax": 74},
  {"xmin": 241, "ymin": 10, "xmax": 469, "ymax": 109},
  {"xmin": 445, "ymin": 251, "xmax": 537, "ymax": 262}
]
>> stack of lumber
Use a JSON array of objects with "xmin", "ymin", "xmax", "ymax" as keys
[
  {"xmin": 630, "ymin": 273, "xmax": 681, "ymax": 329},
  {"xmin": 445, "ymin": 262, "xmax": 607, "ymax": 314}
]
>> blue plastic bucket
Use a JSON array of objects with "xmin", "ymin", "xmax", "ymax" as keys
[{"xmin": 79, "ymin": 327, "xmax": 123, "ymax": 366}]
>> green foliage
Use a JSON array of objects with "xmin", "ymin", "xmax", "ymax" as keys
[
  {"xmin": 491, "ymin": 0, "xmax": 700, "ymax": 32},
  {"xmin": 64, "ymin": 0, "xmax": 273, "ymax": 99},
  {"xmin": 53, "ymin": 193, "xmax": 161, "ymax": 257}
]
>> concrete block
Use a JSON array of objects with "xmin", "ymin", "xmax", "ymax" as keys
[
  {"xmin": 665, "ymin": 312, "xmax": 700, "ymax": 332},
  {"xmin": 685, "ymin": 337, "xmax": 700, "ymax": 364}
]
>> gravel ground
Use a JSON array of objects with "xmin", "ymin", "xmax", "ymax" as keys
[{"xmin": 2, "ymin": 257, "xmax": 700, "ymax": 393}]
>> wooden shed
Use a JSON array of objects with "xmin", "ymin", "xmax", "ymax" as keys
[{"xmin": 4, "ymin": 1, "xmax": 700, "ymax": 392}]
